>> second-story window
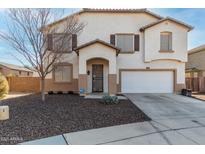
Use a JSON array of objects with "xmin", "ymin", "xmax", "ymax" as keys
[
  {"xmin": 160, "ymin": 32, "xmax": 172, "ymax": 51},
  {"xmin": 116, "ymin": 34, "xmax": 134, "ymax": 52},
  {"xmin": 47, "ymin": 33, "xmax": 77, "ymax": 52},
  {"xmin": 52, "ymin": 34, "xmax": 72, "ymax": 52}
]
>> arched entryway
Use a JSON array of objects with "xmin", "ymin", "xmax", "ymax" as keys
[
  {"xmin": 76, "ymin": 40, "xmax": 119, "ymax": 95},
  {"xmin": 87, "ymin": 58, "xmax": 109, "ymax": 93}
]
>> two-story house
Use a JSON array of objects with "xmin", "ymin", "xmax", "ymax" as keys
[{"xmin": 42, "ymin": 8, "xmax": 193, "ymax": 94}]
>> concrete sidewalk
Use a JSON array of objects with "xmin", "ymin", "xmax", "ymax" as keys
[
  {"xmin": 20, "ymin": 135, "xmax": 68, "ymax": 145},
  {"xmin": 63, "ymin": 120, "xmax": 200, "ymax": 145},
  {"xmin": 21, "ymin": 118, "xmax": 205, "ymax": 145}
]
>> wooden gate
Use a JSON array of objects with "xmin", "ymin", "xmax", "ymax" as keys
[{"xmin": 186, "ymin": 77, "xmax": 205, "ymax": 92}]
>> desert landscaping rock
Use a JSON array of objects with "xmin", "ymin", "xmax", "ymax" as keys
[{"xmin": 0, "ymin": 94, "xmax": 150, "ymax": 144}]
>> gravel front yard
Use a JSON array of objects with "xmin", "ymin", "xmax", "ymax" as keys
[{"xmin": 0, "ymin": 94, "xmax": 150, "ymax": 144}]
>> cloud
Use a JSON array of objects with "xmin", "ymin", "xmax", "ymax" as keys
[{"xmin": 0, "ymin": 8, "xmax": 6, "ymax": 12}]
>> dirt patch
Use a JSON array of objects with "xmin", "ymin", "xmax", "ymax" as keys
[
  {"xmin": 1, "ymin": 92, "xmax": 33, "ymax": 100},
  {"xmin": 192, "ymin": 93, "xmax": 205, "ymax": 101}
]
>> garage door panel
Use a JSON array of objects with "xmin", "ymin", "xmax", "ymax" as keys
[{"xmin": 121, "ymin": 71, "xmax": 173, "ymax": 93}]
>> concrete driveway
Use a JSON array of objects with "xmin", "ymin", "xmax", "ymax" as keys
[
  {"xmin": 125, "ymin": 93, "xmax": 205, "ymax": 120},
  {"xmin": 22, "ymin": 94, "xmax": 205, "ymax": 145}
]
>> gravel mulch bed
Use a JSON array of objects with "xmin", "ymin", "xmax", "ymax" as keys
[{"xmin": 0, "ymin": 94, "xmax": 150, "ymax": 144}]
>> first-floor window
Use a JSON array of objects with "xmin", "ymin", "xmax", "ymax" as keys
[{"xmin": 54, "ymin": 64, "xmax": 72, "ymax": 82}]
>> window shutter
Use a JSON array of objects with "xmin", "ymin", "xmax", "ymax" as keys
[
  {"xmin": 168, "ymin": 34, "xmax": 172, "ymax": 51},
  {"xmin": 72, "ymin": 34, "xmax": 77, "ymax": 50},
  {"xmin": 134, "ymin": 35, "xmax": 140, "ymax": 51},
  {"xmin": 47, "ymin": 34, "xmax": 53, "ymax": 50},
  {"xmin": 110, "ymin": 34, "xmax": 115, "ymax": 45}
]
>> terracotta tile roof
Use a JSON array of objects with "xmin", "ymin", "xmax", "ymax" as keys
[
  {"xmin": 0, "ymin": 62, "xmax": 33, "ymax": 72},
  {"xmin": 188, "ymin": 44, "xmax": 205, "ymax": 55},
  {"xmin": 75, "ymin": 39, "xmax": 121, "ymax": 55},
  {"xmin": 140, "ymin": 17, "xmax": 193, "ymax": 32},
  {"xmin": 81, "ymin": 8, "xmax": 163, "ymax": 19},
  {"xmin": 42, "ymin": 8, "xmax": 163, "ymax": 30}
]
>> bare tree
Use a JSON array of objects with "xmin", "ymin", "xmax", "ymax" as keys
[{"xmin": 0, "ymin": 8, "xmax": 84, "ymax": 101}]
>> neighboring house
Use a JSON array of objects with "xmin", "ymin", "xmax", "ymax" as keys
[
  {"xmin": 0, "ymin": 62, "xmax": 33, "ymax": 77},
  {"xmin": 186, "ymin": 45, "xmax": 205, "ymax": 92},
  {"xmin": 186, "ymin": 44, "xmax": 205, "ymax": 78},
  {"xmin": 42, "ymin": 8, "xmax": 193, "ymax": 94}
]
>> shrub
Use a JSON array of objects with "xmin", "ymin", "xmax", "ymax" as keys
[
  {"xmin": 0, "ymin": 73, "xmax": 9, "ymax": 99},
  {"xmin": 68, "ymin": 91, "xmax": 74, "ymax": 94},
  {"xmin": 101, "ymin": 95, "xmax": 119, "ymax": 105},
  {"xmin": 57, "ymin": 91, "xmax": 63, "ymax": 94},
  {"xmin": 48, "ymin": 91, "xmax": 54, "ymax": 95}
]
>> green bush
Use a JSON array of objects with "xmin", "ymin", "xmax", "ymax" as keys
[
  {"xmin": 0, "ymin": 73, "xmax": 9, "ymax": 99},
  {"xmin": 101, "ymin": 95, "xmax": 119, "ymax": 105}
]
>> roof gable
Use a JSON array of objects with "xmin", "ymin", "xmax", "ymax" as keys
[
  {"xmin": 75, "ymin": 39, "xmax": 120, "ymax": 55},
  {"xmin": 140, "ymin": 17, "xmax": 193, "ymax": 32}
]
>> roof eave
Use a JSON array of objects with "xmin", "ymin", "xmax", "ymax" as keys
[
  {"xmin": 188, "ymin": 48, "xmax": 205, "ymax": 55},
  {"xmin": 74, "ymin": 39, "xmax": 121, "ymax": 56},
  {"xmin": 0, "ymin": 64, "xmax": 33, "ymax": 72},
  {"xmin": 140, "ymin": 17, "xmax": 194, "ymax": 32}
]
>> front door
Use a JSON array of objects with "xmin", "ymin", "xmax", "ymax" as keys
[{"xmin": 92, "ymin": 64, "xmax": 103, "ymax": 92}]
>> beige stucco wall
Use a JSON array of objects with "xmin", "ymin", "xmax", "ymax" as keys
[
  {"xmin": 78, "ymin": 13, "xmax": 158, "ymax": 45},
  {"xmin": 78, "ymin": 43, "xmax": 117, "ymax": 74},
  {"xmin": 186, "ymin": 50, "xmax": 205, "ymax": 71},
  {"xmin": 144, "ymin": 21, "xmax": 188, "ymax": 62},
  {"xmin": 46, "ymin": 51, "xmax": 79, "ymax": 79}
]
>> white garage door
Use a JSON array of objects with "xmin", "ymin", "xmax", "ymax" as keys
[{"xmin": 121, "ymin": 71, "xmax": 174, "ymax": 93}]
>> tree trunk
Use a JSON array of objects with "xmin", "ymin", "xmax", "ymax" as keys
[{"xmin": 41, "ymin": 77, "xmax": 45, "ymax": 102}]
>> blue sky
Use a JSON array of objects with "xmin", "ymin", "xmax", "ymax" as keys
[
  {"xmin": 0, "ymin": 8, "xmax": 204, "ymax": 66},
  {"xmin": 150, "ymin": 8, "xmax": 205, "ymax": 49}
]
